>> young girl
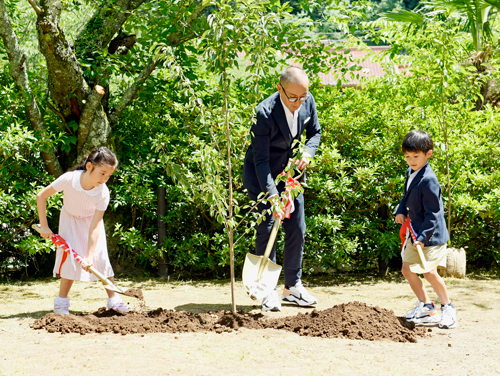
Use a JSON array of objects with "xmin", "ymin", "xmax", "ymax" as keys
[{"xmin": 36, "ymin": 147, "xmax": 128, "ymax": 314}]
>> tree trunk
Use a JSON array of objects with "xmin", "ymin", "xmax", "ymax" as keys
[
  {"xmin": 157, "ymin": 187, "xmax": 168, "ymax": 279},
  {"xmin": 377, "ymin": 203, "xmax": 390, "ymax": 277}
]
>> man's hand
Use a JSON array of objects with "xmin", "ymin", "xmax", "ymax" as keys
[
  {"xmin": 270, "ymin": 195, "xmax": 285, "ymax": 220},
  {"xmin": 292, "ymin": 157, "xmax": 310, "ymax": 171},
  {"xmin": 395, "ymin": 214, "xmax": 406, "ymax": 224}
]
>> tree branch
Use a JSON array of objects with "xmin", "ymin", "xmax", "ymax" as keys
[
  {"xmin": 0, "ymin": 0, "xmax": 63, "ymax": 177},
  {"xmin": 108, "ymin": 48, "xmax": 167, "ymax": 125},
  {"xmin": 167, "ymin": 0, "xmax": 212, "ymax": 46},
  {"xmin": 75, "ymin": 0, "xmax": 147, "ymax": 53},
  {"xmin": 27, "ymin": 0, "xmax": 42, "ymax": 15}
]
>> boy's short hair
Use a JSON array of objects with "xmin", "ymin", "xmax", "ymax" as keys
[{"xmin": 402, "ymin": 130, "xmax": 434, "ymax": 153}]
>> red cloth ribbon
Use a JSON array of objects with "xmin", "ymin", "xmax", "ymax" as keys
[
  {"xmin": 280, "ymin": 171, "xmax": 301, "ymax": 219},
  {"xmin": 52, "ymin": 234, "xmax": 85, "ymax": 278},
  {"xmin": 399, "ymin": 217, "xmax": 418, "ymax": 254}
]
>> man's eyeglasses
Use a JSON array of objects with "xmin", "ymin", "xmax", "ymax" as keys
[{"xmin": 281, "ymin": 86, "xmax": 310, "ymax": 103}]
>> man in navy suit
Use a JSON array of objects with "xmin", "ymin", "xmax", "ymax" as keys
[
  {"xmin": 242, "ymin": 66, "xmax": 321, "ymax": 311},
  {"xmin": 395, "ymin": 130, "xmax": 457, "ymax": 329}
]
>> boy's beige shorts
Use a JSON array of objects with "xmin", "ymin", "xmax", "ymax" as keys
[{"xmin": 403, "ymin": 242, "xmax": 447, "ymax": 268}]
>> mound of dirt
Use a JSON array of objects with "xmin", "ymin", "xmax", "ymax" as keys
[
  {"xmin": 269, "ymin": 301, "xmax": 426, "ymax": 342},
  {"xmin": 30, "ymin": 301, "xmax": 428, "ymax": 342}
]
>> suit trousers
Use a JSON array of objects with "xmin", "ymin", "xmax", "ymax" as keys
[{"xmin": 252, "ymin": 191, "xmax": 306, "ymax": 287}]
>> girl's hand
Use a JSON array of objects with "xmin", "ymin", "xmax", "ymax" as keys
[
  {"xmin": 395, "ymin": 214, "xmax": 406, "ymax": 224},
  {"xmin": 40, "ymin": 226, "xmax": 53, "ymax": 239},
  {"xmin": 82, "ymin": 256, "xmax": 94, "ymax": 272}
]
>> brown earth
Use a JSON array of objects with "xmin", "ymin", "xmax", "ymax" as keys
[
  {"xmin": 31, "ymin": 301, "xmax": 427, "ymax": 342},
  {"xmin": 120, "ymin": 287, "xmax": 144, "ymax": 300}
]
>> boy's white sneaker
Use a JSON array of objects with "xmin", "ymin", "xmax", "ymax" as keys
[
  {"xmin": 54, "ymin": 296, "xmax": 70, "ymax": 315},
  {"xmin": 107, "ymin": 297, "xmax": 129, "ymax": 313},
  {"xmin": 439, "ymin": 303, "xmax": 458, "ymax": 329},
  {"xmin": 262, "ymin": 289, "xmax": 281, "ymax": 312},
  {"xmin": 404, "ymin": 300, "xmax": 424, "ymax": 320},
  {"xmin": 407, "ymin": 303, "xmax": 440, "ymax": 324},
  {"xmin": 282, "ymin": 280, "xmax": 317, "ymax": 306}
]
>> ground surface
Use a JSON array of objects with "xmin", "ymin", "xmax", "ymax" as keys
[{"xmin": 1, "ymin": 274, "xmax": 500, "ymax": 375}]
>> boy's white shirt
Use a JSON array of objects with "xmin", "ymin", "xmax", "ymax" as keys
[{"xmin": 406, "ymin": 166, "xmax": 422, "ymax": 190}]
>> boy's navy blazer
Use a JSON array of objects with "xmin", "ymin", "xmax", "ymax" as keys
[
  {"xmin": 242, "ymin": 91, "xmax": 321, "ymax": 199},
  {"xmin": 395, "ymin": 162, "xmax": 449, "ymax": 246}
]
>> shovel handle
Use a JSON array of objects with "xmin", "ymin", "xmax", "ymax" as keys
[
  {"xmin": 262, "ymin": 218, "xmax": 281, "ymax": 261},
  {"xmin": 415, "ymin": 243, "xmax": 428, "ymax": 270},
  {"xmin": 256, "ymin": 218, "xmax": 281, "ymax": 280}
]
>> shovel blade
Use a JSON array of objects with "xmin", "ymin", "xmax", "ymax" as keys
[
  {"xmin": 104, "ymin": 284, "xmax": 125, "ymax": 294},
  {"xmin": 242, "ymin": 253, "xmax": 282, "ymax": 301},
  {"xmin": 409, "ymin": 257, "xmax": 441, "ymax": 274}
]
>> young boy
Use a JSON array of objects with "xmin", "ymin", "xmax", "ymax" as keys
[{"xmin": 394, "ymin": 130, "xmax": 458, "ymax": 329}]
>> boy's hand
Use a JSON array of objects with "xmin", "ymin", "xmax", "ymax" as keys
[
  {"xmin": 395, "ymin": 214, "xmax": 406, "ymax": 224},
  {"xmin": 413, "ymin": 241, "xmax": 425, "ymax": 248}
]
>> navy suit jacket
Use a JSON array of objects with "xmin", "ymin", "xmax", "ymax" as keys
[
  {"xmin": 242, "ymin": 91, "xmax": 321, "ymax": 199},
  {"xmin": 395, "ymin": 162, "xmax": 449, "ymax": 246}
]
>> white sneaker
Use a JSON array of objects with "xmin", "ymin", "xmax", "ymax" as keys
[
  {"xmin": 107, "ymin": 297, "xmax": 130, "ymax": 313},
  {"xmin": 262, "ymin": 289, "xmax": 281, "ymax": 312},
  {"xmin": 282, "ymin": 280, "xmax": 317, "ymax": 306},
  {"xmin": 408, "ymin": 303, "xmax": 440, "ymax": 324},
  {"xmin": 54, "ymin": 296, "xmax": 70, "ymax": 315},
  {"xmin": 404, "ymin": 300, "xmax": 424, "ymax": 320},
  {"xmin": 439, "ymin": 303, "xmax": 458, "ymax": 329}
]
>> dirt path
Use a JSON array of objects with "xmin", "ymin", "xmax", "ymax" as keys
[{"xmin": 1, "ymin": 275, "xmax": 500, "ymax": 375}]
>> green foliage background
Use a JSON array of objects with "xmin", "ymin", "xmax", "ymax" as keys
[{"xmin": 1, "ymin": 0, "xmax": 499, "ymax": 280}]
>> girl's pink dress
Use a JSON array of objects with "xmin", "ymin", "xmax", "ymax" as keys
[{"xmin": 50, "ymin": 170, "xmax": 114, "ymax": 281}]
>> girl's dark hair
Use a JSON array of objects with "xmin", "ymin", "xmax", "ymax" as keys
[
  {"xmin": 402, "ymin": 130, "xmax": 434, "ymax": 153},
  {"xmin": 70, "ymin": 147, "xmax": 118, "ymax": 172}
]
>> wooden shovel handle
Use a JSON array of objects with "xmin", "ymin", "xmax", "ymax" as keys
[
  {"xmin": 256, "ymin": 219, "xmax": 281, "ymax": 280},
  {"xmin": 415, "ymin": 243, "xmax": 429, "ymax": 270}
]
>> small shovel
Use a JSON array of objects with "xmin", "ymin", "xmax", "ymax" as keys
[
  {"xmin": 242, "ymin": 218, "xmax": 282, "ymax": 300},
  {"xmin": 32, "ymin": 224, "xmax": 135, "ymax": 298}
]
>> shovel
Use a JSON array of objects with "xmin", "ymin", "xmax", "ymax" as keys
[
  {"xmin": 32, "ymin": 224, "xmax": 135, "ymax": 298},
  {"xmin": 242, "ymin": 218, "xmax": 282, "ymax": 300}
]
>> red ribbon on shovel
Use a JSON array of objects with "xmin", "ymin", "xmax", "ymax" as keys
[
  {"xmin": 399, "ymin": 217, "xmax": 418, "ymax": 255},
  {"xmin": 31, "ymin": 225, "xmax": 85, "ymax": 278},
  {"xmin": 279, "ymin": 171, "xmax": 301, "ymax": 219},
  {"xmin": 52, "ymin": 234, "xmax": 85, "ymax": 278}
]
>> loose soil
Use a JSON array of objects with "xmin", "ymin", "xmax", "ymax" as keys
[
  {"xmin": 31, "ymin": 301, "xmax": 427, "ymax": 342},
  {"xmin": 120, "ymin": 288, "xmax": 144, "ymax": 300}
]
